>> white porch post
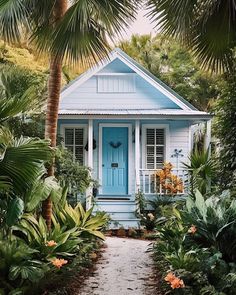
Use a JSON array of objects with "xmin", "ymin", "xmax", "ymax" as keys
[
  {"xmin": 135, "ymin": 120, "xmax": 140, "ymax": 193},
  {"xmin": 204, "ymin": 120, "xmax": 212, "ymax": 153},
  {"xmin": 86, "ymin": 119, "xmax": 93, "ymax": 209},
  {"xmin": 204, "ymin": 119, "xmax": 212, "ymax": 192}
]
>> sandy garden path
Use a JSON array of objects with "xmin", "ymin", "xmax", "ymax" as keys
[{"xmin": 78, "ymin": 237, "xmax": 160, "ymax": 295}]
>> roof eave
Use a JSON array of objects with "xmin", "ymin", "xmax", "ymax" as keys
[{"xmin": 58, "ymin": 113, "xmax": 213, "ymax": 121}]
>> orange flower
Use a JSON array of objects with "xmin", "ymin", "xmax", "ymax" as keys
[
  {"xmin": 46, "ymin": 240, "xmax": 57, "ymax": 247},
  {"xmin": 165, "ymin": 272, "xmax": 185, "ymax": 289},
  {"xmin": 188, "ymin": 225, "xmax": 197, "ymax": 234},
  {"xmin": 164, "ymin": 272, "xmax": 176, "ymax": 282},
  {"xmin": 51, "ymin": 258, "xmax": 68, "ymax": 269},
  {"xmin": 170, "ymin": 278, "xmax": 185, "ymax": 289}
]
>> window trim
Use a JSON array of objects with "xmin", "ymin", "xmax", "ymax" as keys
[
  {"xmin": 141, "ymin": 124, "xmax": 170, "ymax": 170},
  {"xmin": 60, "ymin": 124, "xmax": 88, "ymax": 165}
]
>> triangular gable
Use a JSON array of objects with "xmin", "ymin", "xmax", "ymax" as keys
[{"xmin": 61, "ymin": 48, "xmax": 197, "ymax": 111}]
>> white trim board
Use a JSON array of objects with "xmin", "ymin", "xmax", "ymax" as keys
[
  {"xmin": 98, "ymin": 123, "xmax": 132, "ymax": 195},
  {"xmin": 60, "ymin": 49, "xmax": 194, "ymax": 111}
]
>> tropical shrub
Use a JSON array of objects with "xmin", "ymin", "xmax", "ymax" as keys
[
  {"xmin": 0, "ymin": 235, "xmax": 48, "ymax": 294},
  {"xmin": 152, "ymin": 189, "xmax": 236, "ymax": 294},
  {"xmin": 183, "ymin": 149, "xmax": 215, "ymax": 195},
  {"xmin": 182, "ymin": 190, "xmax": 236, "ymax": 263},
  {"xmin": 55, "ymin": 146, "xmax": 92, "ymax": 202},
  {"xmin": 53, "ymin": 197, "xmax": 108, "ymax": 240},
  {"xmin": 15, "ymin": 214, "xmax": 81, "ymax": 260}
]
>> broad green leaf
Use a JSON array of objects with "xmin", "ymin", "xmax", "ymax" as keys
[{"xmin": 6, "ymin": 197, "xmax": 24, "ymax": 227}]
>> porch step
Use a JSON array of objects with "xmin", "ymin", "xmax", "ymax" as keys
[
  {"xmin": 96, "ymin": 195, "xmax": 132, "ymax": 201},
  {"xmin": 109, "ymin": 211, "xmax": 136, "ymax": 219},
  {"xmin": 94, "ymin": 200, "xmax": 136, "ymax": 213},
  {"xmin": 93, "ymin": 198, "xmax": 139, "ymax": 229}
]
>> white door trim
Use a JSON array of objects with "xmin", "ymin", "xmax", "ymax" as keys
[{"xmin": 98, "ymin": 123, "xmax": 132, "ymax": 195}]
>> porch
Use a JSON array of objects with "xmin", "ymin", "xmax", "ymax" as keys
[{"xmin": 58, "ymin": 116, "xmax": 211, "ymax": 227}]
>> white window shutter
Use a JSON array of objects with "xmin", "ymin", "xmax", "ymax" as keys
[
  {"xmin": 146, "ymin": 128, "xmax": 165, "ymax": 169},
  {"xmin": 64, "ymin": 128, "xmax": 84, "ymax": 164}
]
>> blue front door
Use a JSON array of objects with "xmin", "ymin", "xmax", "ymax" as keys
[{"xmin": 102, "ymin": 127, "xmax": 128, "ymax": 195}]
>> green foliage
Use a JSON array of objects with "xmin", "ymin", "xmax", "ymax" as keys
[
  {"xmin": 55, "ymin": 146, "xmax": 92, "ymax": 198},
  {"xmin": 24, "ymin": 176, "xmax": 62, "ymax": 212},
  {"xmin": 183, "ymin": 190, "xmax": 236, "ymax": 263},
  {"xmin": 53, "ymin": 199, "xmax": 108, "ymax": 240},
  {"xmin": 0, "ymin": 129, "xmax": 53, "ymax": 196},
  {"xmin": 0, "ymin": 235, "xmax": 48, "ymax": 293},
  {"xmin": 13, "ymin": 199, "xmax": 108, "ymax": 262},
  {"xmin": 214, "ymin": 75, "xmax": 236, "ymax": 188},
  {"xmin": 153, "ymin": 189, "xmax": 236, "ymax": 294},
  {"xmin": 149, "ymin": 195, "xmax": 186, "ymax": 217},
  {"xmin": 16, "ymin": 214, "xmax": 81, "ymax": 260},
  {"xmin": 147, "ymin": 0, "xmax": 236, "ymax": 72},
  {"xmin": 5, "ymin": 197, "xmax": 24, "ymax": 227},
  {"xmin": 183, "ymin": 149, "xmax": 215, "ymax": 195}
]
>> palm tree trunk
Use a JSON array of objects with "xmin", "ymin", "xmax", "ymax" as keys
[{"xmin": 42, "ymin": 0, "xmax": 67, "ymax": 229}]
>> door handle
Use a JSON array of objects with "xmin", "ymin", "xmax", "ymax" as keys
[{"xmin": 102, "ymin": 164, "xmax": 104, "ymax": 167}]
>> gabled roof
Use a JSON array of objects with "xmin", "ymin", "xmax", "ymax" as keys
[{"xmin": 59, "ymin": 48, "xmax": 211, "ymax": 119}]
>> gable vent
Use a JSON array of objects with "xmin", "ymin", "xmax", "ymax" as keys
[{"xmin": 97, "ymin": 74, "xmax": 135, "ymax": 93}]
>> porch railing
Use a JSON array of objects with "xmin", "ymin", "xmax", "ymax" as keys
[{"xmin": 139, "ymin": 168, "xmax": 190, "ymax": 195}]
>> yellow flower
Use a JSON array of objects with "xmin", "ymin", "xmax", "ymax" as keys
[
  {"xmin": 51, "ymin": 258, "xmax": 68, "ymax": 269},
  {"xmin": 46, "ymin": 240, "xmax": 57, "ymax": 247}
]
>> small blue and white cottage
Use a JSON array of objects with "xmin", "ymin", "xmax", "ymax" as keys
[{"xmin": 58, "ymin": 48, "xmax": 212, "ymax": 227}]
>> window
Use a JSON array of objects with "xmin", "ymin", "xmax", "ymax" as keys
[
  {"xmin": 146, "ymin": 128, "xmax": 165, "ymax": 169},
  {"xmin": 64, "ymin": 128, "xmax": 84, "ymax": 164},
  {"xmin": 97, "ymin": 74, "xmax": 135, "ymax": 93}
]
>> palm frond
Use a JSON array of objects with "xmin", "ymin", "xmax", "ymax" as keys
[
  {"xmin": 33, "ymin": 0, "xmax": 137, "ymax": 64},
  {"xmin": 0, "ymin": 128, "xmax": 53, "ymax": 195},
  {"xmin": 147, "ymin": 0, "xmax": 236, "ymax": 72},
  {"xmin": 0, "ymin": 0, "xmax": 29, "ymax": 43},
  {"xmin": 0, "ymin": 71, "xmax": 46, "ymax": 122}
]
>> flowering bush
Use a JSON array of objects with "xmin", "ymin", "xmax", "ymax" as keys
[{"xmin": 156, "ymin": 162, "xmax": 184, "ymax": 195}]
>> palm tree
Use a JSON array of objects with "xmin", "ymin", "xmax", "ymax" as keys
[
  {"xmin": 147, "ymin": 0, "xmax": 236, "ymax": 72},
  {"xmin": 0, "ymin": 0, "xmax": 137, "ymax": 228}
]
